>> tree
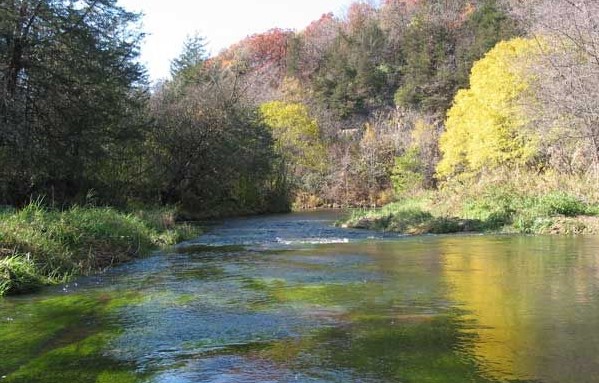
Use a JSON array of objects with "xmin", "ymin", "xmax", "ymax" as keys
[
  {"xmin": 393, "ymin": 0, "xmax": 519, "ymax": 114},
  {"xmin": 437, "ymin": 38, "xmax": 539, "ymax": 178},
  {"xmin": 357, "ymin": 122, "xmax": 396, "ymax": 203},
  {"xmin": 515, "ymin": 0, "xmax": 599, "ymax": 175},
  {"xmin": 391, "ymin": 147, "xmax": 423, "ymax": 195},
  {"xmin": 216, "ymin": 28, "xmax": 293, "ymax": 103},
  {"xmin": 312, "ymin": 4, "xmax": 390, "ymax": 118},
  {"xmin": 288, "ymin": 13, "xmax": 339, "ymax": 82},
  {"xmin": 394, "ymin": 15, "xmax": 456, "ymax": 113},
  {"xmin": 170, "ymin": 33, "xmax": 208, "ymax": 82},
  {"xmin": 149, "ymin": 63, "xmax": 283, "ymax": 215},
  {"xmin": 259, "ymin": 101, "xmax": 327, "ymax": 198},
  {"xmin": 0, "ymin": 0, "xmax": 145, "ymax": 205}
]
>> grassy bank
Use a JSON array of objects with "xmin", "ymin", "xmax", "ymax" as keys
[
  {"xmin": 342, "ymin": 170, "xmax": 599, "ymax": 235},
  {"xmin": 0, "ymin": 203, "xmax": 200, "ymax": 296}
]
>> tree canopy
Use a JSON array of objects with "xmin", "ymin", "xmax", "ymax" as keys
[
  {"xmin": 437, "ymin": 38, "xmax": 539, "ymax": 178},
  {"xmin": 3, "ymin": 0, "xmax": 596, "ymax": 214},
  {"xmin": 0, "ymin": 0, "xmax": 145, "ymax": 205}
]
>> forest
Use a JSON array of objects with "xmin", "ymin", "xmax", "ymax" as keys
[{"xmin": 1, "ymin": 0, "xmax": 599, "ymax": 293}]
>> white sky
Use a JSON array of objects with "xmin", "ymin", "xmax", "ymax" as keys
[{"xmin": 117, "ymin": 0, "xmax": 357, "ymax": 82}]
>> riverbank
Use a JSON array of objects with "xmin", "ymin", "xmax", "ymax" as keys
[
  {"xmin": 0, "ymin": 203, "xmax": 201, "ymax": 296},
  {"xmin": 342, "ymin": 172, "xmax": 599, "ymax": 235}
]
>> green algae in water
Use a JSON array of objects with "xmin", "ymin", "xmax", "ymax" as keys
[
  {"xmin": 233, "ymin": 264, "xmax": 536, "ymax": 382},
  {"xmin": 3, "ymin": 214, "xmax": 599, "ymax": 383},
  {"xmin": 4, "ymin": 333, "xmax": 141, "ymax": 383},
  {"xmin": 313, "ymin": 314, "xmax": 494, "ymax": 383},
  {"xmin": 255, "ymin": 312, "xmax": 539, "ymax": 383},
  {"xmin": 273, "ymin": 283, "xmax": 375, "ymax": 306},
  {"xmin": 175, "ymin": 244, "xmax": 247, "ymax": 254},
  {"xmin": 242, "ymin": 277, "xmax": 384, "ymax": 309},
  {"xmin": 0, "ymin": 292, "xmax": 145, "ymax": 383},
  {"xmin": 175, "ymin": 265, "xmax": 226, "ymax": 281}
]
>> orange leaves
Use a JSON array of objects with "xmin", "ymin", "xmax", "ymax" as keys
[
  {"xmin": 346, "ymin": 2, "xmax": 376, "ymax": 31},
  {"xmin": 243, "ymin": 28, "xmax": 292, "ymax": 70},
  {"xmin": 304, "ymin": 13, "xmax": 337, "ymax": 40},
  {"xmin": 217, "ymin": 28, "xmax": 293, "ymax": 75}
]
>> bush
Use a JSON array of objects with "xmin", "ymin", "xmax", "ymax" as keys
[
  {"xmin": 537, "ymin": 192, "xmax": 589, "ymax": 217},
  {"xmin": 391, "ymin": 148, "xmax": 424, "ymax": 195},
  {"xmin": 461, "ymin": 185, "xmax": 518, "ymax": 225}
]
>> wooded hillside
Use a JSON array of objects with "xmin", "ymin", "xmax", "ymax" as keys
[{"xmin": 2, "ymin": 0, "xmax": 598, "ymax": 215}]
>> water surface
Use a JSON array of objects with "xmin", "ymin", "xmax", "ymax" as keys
[{"xmin": 2, "ymin": 210, "xmax": 599, "ymax": 382}]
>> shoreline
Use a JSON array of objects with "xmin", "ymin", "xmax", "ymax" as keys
[
  {"xmin": 0, "ymin": 204, "xmax": 202, "ymax": 297},
  {"xmin": 340, "ymin": 207, "xmax": 599, "ymax": 236}
]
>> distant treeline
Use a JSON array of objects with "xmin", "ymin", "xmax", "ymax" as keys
[{"xmin": 2, "ymin": 0, "xmax": 598, "ymax": 215}]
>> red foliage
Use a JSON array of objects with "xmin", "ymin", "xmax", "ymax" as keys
[
  {"xmin": 346, "ymin": 2, "xmax": 376, "ymax": 31},
  {"xmin": 218, "ymin": 28, "xmax": 293, "ymax": 74},
  {"xmin": 295, "ymin": 13, "xmax": 339, "ymax": 81},
  {"xmin": 245, "ymin": 28, "xmax": 292, "ymax": 69},
  {"xmin": 381, "ymin": 0, "xmax": 422, "ymax": 9},
  {"xmin": 304, "ymin": 13, "xmax": 337, "ymax": 41}
]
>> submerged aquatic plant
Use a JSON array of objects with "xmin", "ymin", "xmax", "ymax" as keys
[{"xmin": 0, "ymin": 292, "xmax": 146, "ymax": 382}]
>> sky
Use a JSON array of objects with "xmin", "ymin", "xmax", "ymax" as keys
[{"xmin": 117, "ymin": 0, "xmax": 357, "ymax": 82}]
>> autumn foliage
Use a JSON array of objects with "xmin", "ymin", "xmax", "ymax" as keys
[
  {"xmin": 438, "ymin": 38, "xmax": 540, "ymax": 178},
  {"xmin": 219, "ymin": 28, "xmax": 292, "ymax": 80},
  {"xmin": 7, "ymin": 0, "xmax": 595, "ymax": 215}
]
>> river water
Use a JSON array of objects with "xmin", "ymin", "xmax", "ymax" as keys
[{"xmin": 1, "ymin": 210, "xmax": 599, "ymax": 382}]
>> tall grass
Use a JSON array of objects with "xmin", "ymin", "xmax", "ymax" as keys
[
  {"xmin": 0, "ymin": 256, "xmax": 44, "ymax": 295},
  {"xmin": 0, "ymin": 203, "xmax": 201, "ymax": 296}
]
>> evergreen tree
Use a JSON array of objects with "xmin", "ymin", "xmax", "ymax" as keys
[{"xmin": 0, "ymin": 0, "xmax": 146, "ymax": 205}]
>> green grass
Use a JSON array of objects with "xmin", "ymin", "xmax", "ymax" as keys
[
  {"xmin": 342, "ymin": 198, "xmax": 481, "ymax": 234},
  {"xmin": 0, "ymin": 202, "xmax": 201, "ymax": 296},
  {"xmin": 0, "ymin": 256, "xmax": 45, "ymax": 295},
  {"xmin": 342, "ymin": 179, "xmax": 599, "ymax": 235}
]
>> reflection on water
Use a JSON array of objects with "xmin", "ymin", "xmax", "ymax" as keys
[
  {"xmin": 443, "ymin": 236, "xmax": 599, "ymax": 382},
  {"xmin": 1, "ymin": 211, "xmax": 599, "ymax": 382}
]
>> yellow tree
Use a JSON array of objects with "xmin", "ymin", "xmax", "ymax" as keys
[
  {"xmin": 437, "ymin": 38, "xmax": 540, "ymax": 178},
  {"xmin": 259, "ymin": 101, "xmax": 327, "ymax": 198}
]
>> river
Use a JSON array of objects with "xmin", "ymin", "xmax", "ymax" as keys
[{"xmin": 1, "ymin": 210, "xmax": 599, "ymax": 382}]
